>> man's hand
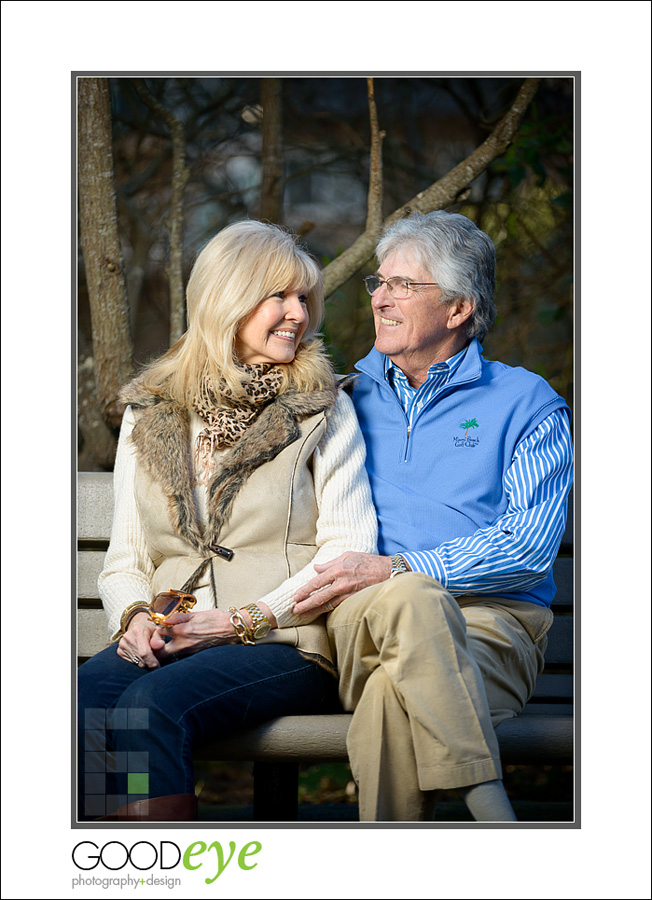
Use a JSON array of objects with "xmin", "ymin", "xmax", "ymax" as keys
[{"xmin": 292, "ymin": 552, "xmax": 392, "ymax": 617}]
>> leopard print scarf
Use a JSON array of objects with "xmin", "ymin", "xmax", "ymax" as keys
[{"xmin": 191, "ymin": 364, "xmax": 284, "ymax": 483}]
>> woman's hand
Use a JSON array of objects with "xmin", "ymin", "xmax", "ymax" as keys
[
  {"xmin": 117, "ymin": 612, "xmax": 161, "ymax": 669},
  {"xmin": 154, "ymin": 609, "xmax": 238, "ymax": 659}
]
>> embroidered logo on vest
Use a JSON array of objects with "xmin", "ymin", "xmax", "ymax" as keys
[{"xmin": 454, "ymin": 418, "xmax": 480, "ymax": 448}]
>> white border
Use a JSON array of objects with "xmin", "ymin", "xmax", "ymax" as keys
[{"xmin": 2, "ymin": 2, "xmax": 650, "ymax": 898}]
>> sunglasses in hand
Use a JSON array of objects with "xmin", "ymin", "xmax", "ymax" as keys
[{"xmin": 148, "ymin": 589, "xmax": 197, "ymax": 626}]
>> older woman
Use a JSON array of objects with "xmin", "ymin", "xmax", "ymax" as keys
[{"xmin": 78, "ymin": 220, "xmax": 377, "ymax": 822}]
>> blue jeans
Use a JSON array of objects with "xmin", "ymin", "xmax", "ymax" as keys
[{"xmin": 78, "ymin": 642, "xmax": 337, "ymax": 819}]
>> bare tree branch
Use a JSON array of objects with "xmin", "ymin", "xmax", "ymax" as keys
[
  {"xmin": 78, "ymin": 77, "xmax": 133, "ymax": 429},
  {"xmin": 322, "ymin": 78, "xmax": 540, "ymax": 298},
  {"xmin": 260, "ymin": 78, "xmax": 284, "ymax": 223},
  {"xmin": 133, "ymin": 79, "xmax": 190, "ymax": 344}
]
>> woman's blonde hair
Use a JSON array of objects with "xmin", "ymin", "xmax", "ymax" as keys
[{"xmin": 139, "ymin": 220, "xmax": 330, "ymax": 406}]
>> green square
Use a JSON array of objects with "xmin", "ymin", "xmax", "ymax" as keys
[{"xmin": 127, "ymin": 772, "xmax": 149, "ymax": 794}]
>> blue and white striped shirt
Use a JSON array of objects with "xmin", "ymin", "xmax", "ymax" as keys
[
  {"xmin": 385, "ymin": 346, "xmax": 467, "ymax": 430},
  {"xmin": 385, "ymin": 350, "xmax": 574, "ymax": 597}
]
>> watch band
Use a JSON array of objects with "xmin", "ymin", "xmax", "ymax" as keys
[
  {"xmin": 242, "ymin": 603, "xmax": 272, "ymax": 640},
  {"xmin": 389, "ymin": 554, "xmax": 409, "ymax": 578}
]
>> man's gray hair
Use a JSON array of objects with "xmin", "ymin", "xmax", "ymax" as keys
[{"xmin": 376, "ymin": 211, "xmax": 497, "ymax": 341}]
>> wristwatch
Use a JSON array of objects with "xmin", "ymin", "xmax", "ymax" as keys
[
  {"xmin": 242, "ymin": 603, "xmax": 272, "ymax": 640},
  {"xmin": 389, "ymin": 554, "xmax": 409, "ymax": 578}
]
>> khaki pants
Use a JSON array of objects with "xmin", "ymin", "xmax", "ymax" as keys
[{"xmin": 326, "ymin": 573, "xmax": 553, "ymax": 821}]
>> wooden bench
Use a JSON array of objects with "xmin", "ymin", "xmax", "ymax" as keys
[{"xmin": 78, "ymin": 471, "xmax": 574, "ymax": 821}]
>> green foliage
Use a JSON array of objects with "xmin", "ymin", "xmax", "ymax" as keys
[
  {"xmin": 492, "ymin": 104, "xmax": 573, "ymax": 189},
  {"xmin": 322, "ymin": 276, "xmax": 376, "ymax": 375},
  {"xmin": 298, "ymin": 763, "xmax": 357, "ymax": 805},
  {"xmin": 457, "ymin": 90, "xmax": 574, "ymax": 407}
]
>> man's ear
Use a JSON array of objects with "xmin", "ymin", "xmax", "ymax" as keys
[{"xmin": 446, "ymin": 299, "xmax": 474, "ymax": 330}]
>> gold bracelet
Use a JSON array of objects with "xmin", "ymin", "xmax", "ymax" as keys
[
  {"xmin": 228, "ymin": 607, "xmax": 255, "ymax": 645},
  {"xmin": 113, "ymin": 601, "xmax": 150, "ymax": 642}
]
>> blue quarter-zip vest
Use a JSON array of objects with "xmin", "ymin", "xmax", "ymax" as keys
[{"xmin": 352, "ymin": 339, "xmax": 570, "ymax": 607}]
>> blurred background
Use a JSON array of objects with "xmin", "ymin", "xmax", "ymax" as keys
[{"xmin": 78, "ymin": 75, "xmax": 573, "ymax": 470}]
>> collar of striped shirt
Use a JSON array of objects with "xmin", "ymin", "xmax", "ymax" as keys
[{"xmin": 384, "ymin": 345, "xmax": 469, "ymax": 416}]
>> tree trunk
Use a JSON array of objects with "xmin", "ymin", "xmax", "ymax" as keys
[
  {"xmin": 132, "ymin": 79, "xmax": 190, "ymax": 345},
  {"xmin": 78, "ymin": 77, "xmax": 133, "ymax": 428},
  {"xmin": 260, "ymin": 78, "xmax": 284, "ymax": 224},
  {"xmin": 364, "ymin": 77, "xmax": 384, "ymax": 236},
  {"xmin": 78, "ymin": 353, "xmax": 118, "ymax": 469}
]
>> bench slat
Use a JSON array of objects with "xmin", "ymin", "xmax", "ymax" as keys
[
  {"xmin": 497, "ymin": 714, "xmax": 573, "ymax": 764},
  {"xmin": 542, "ymin": 616, "xmax": 573, "ymax": 665},
  {"xmin": 78, "ymin": 551, "xmax": 106, "ymax": 600},
  {"xmin": 552, "ymin": 557, "xmax": 573, "ymax": 608},
  {"xmin": 521, "ymin": 702, "xmax": 572, "ymax": 716},
  {"xmin": 552, "ymin": 557, "xmax": 573, "ymax": 607},
  {"xmin": 78, "ymin": 608, "xmax": 111, "ymax": 657},
  {"xmin": 532, "ymin": 672, "xmax": 573, "ymax": 699},
  {"xmin": 78, "ymin": 472, "xmax": 114, "ymax": 541},
  {"xmin": 195, "ymin": 712, "xmax": 572, "ymax": 765}
]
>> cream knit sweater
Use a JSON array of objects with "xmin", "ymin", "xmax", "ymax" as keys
[{"xmin": 99, "ymin": 389, "xmax": 378, "ymax": 637}]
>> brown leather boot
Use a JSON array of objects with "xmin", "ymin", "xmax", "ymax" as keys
[{"xmin": 97, "ymin": 794, "xmax": 198, "ymax": 822}]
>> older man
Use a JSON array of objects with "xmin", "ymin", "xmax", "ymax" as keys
[{"xmin": 293, "ymin": 211, "xmax": 573, "ymax": 822}]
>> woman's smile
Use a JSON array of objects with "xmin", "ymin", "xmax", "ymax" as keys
[
  {"xmin": 270, "ymin": 328, "xmax": 298, "ymax": 340},
  {"xmin": 236, "ymin": 289, "xmax": 309, "ymax": 364}
]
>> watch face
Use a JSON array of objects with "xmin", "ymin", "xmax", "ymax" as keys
[{"xmin": 253, "ymin": 622, "xmax": 271, "ymax": 639}]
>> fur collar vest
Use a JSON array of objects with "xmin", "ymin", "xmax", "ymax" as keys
[{"xmin": 120, "ymin": 364, "xmax": 338, "ymax": 560}]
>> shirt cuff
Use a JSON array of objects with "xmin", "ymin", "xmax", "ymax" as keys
[{"xmin": 400, "ymin": 550, "xmax": 448, "ymax": 587}]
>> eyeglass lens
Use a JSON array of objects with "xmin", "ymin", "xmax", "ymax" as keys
[
  {"xmin": 364, "ymin": 276, "xmax": 410, "ymax": 297},
  {"xmin": 150, "ymin": 594, "xmax": 182, "ymax": 617}
]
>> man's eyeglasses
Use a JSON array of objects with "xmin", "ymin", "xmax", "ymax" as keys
[
  {"xmin": 363, "ymin": 275, "xmax": 439, "ymax": 299},
  {"xmin": 148, "ymin": 589, "xmax": 197, "ymax": 625}
]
